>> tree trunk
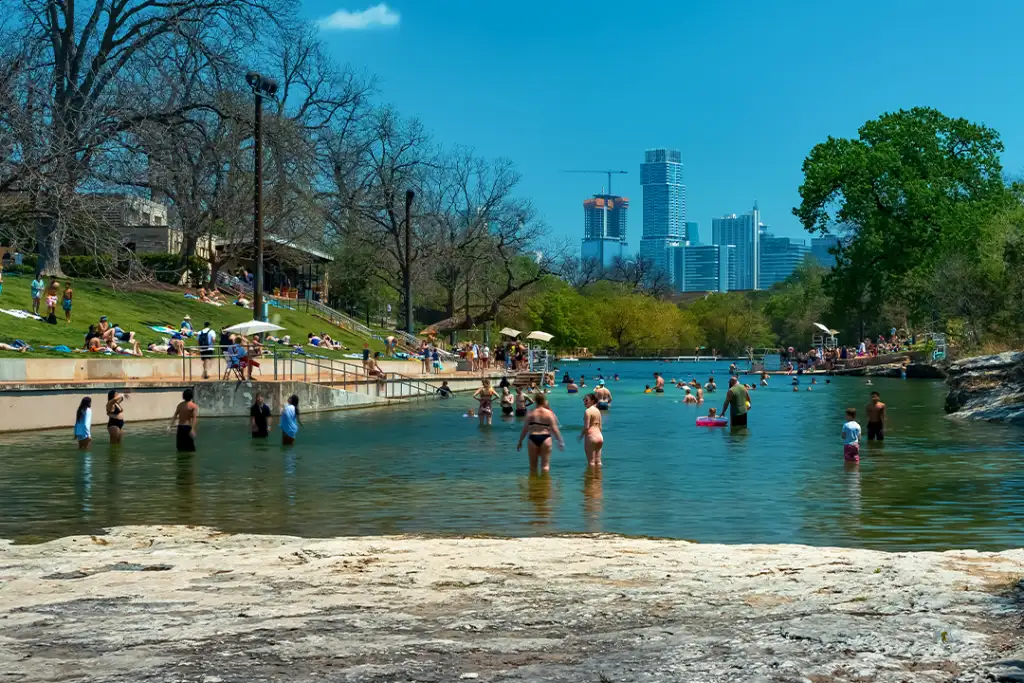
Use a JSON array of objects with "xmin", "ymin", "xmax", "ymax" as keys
[
  {"xmin": 35, "ymin": 217, "xmax": 65, "ymax": 277},
  {"xmin": 447, "ymin": 288, "xmax": 456, "ymax": 346}
]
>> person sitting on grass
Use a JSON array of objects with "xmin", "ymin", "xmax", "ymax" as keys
[
  {"xmin": 180, "ymin": 315, "xmax": 194, "ymax": 336},
  {"xmin": 97, "ymin": 316, "xmax": 115, "ymax": 342},
  {"xmin": 111, "ymin": 323, "xmax": 136, "ymax": 344},
  {"xmin": 167, "ymin": 337, "xmax": 188, "ymax": 356},
  {"xmin": 308, "ymin": 332, "xmax": 322, "ymax": 347},
  {"xmin": 235, "ymin": 295, "xmax": 250, "ymax": 308}
]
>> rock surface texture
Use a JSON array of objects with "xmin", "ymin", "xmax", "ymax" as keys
[
  {"xmin": 1, "ymin": 527, "xmax": 1023, "ymax": 683},
  {"xmin": 944, "ymin": 351, "xmax": 1024, "ymax": 421}
]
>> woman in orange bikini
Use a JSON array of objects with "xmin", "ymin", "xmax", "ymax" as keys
[{"xmin": 580, "ymin": 393, "xmax": 604, "ymax": 467}]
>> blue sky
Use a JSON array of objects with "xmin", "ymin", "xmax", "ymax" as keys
[{"xmin": 302, "ymin": 0, "xmax": 1024, "ymax": 247}]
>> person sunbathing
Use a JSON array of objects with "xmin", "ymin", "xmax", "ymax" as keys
[
  {"xmin": 107, "ymin": 338, "xmax": 143, "ymax": 356},
  {"xmin": 148, "ymin": 342, "xmax": 170, "ymax": 354},
  {"xmin": 0, "ymin": 342, "xmax": 28, "ymax": 353}
]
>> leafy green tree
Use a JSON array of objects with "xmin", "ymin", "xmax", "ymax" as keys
[
  {"xmin": 688, "ymin": 293, "xmax": 773, "ymax": 354},
  {"xmin": 794, "ymin": 107, "xmax": 1010, "ymax": 333},
  {"xmin": 527, "ymin": 284, "xmax": 603, "ymax": 352},
  {"xmin": 763, "ymin": 260, "xmax": 832, "ymax": 348}
]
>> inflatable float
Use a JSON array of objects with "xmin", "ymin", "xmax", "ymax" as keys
[{"xmin": 696, "ymin": 417, "xmax": 729, "ymax": 427}]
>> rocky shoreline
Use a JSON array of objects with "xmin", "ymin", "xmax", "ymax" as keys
[
  {"xmin": 2, "ymin": 526, "xmax": 1023, "ymax": 682},
  {"xmin": 945, "ymin": 351, "xmax": 1024, "ymax": 422}
]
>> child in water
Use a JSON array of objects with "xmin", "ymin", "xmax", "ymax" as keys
[
  {"xmin": 644, "ymin": 385, "xmax": 652, "ymax": 393},
  {"xmin": 464, "ymin": 408, "xmax": 476, "ymax": 418},
  {"xmin": 707, "ymin": 407, "xmax": 718, "ymax": 418},
  {"xmin": 842, "ymin": 407, "xmax": 862, "ymax": 463}
]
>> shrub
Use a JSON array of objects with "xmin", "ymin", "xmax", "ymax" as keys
[
  {"xmin": 61, "ymin": 255, "xmax": 112, "ymax": 278},
  {"xmin": 137, "ymin": 253, "xmax": 207, "ymax": 284}
]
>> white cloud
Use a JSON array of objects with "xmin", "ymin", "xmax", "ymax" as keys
[{"xmin": 317, "ymin": 3, "xmax": 400, "ymax": 30}]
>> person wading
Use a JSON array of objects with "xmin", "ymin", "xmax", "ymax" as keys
[{"xmin": 722, "ymin": 377, "xmax": 751, "ymax": 428}]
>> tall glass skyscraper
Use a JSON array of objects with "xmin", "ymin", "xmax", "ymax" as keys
[
  {"xmin": 758, "ymin": 231, "xmax": 810, "ymax": 289},
  {"xmin": 639, "ymin": 148, "xmax": 686, "ymax": 275},
  {"xmin": 711, "ymin": 202, "xmax": 760, "ymax": 290},
  {"xmin": 669, "ymin": 244, "xmax": 733, "ymax": 292},
  {"xmin": 580, "ymin": 194, "xmax": 628, "ymax": 269},
  {"xmin": 811, "ymin": 235, "xmax": 840, "ymax": 269}
]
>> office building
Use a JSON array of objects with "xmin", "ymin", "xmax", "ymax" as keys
[
  {"xmin": 580, "ymin": 194, "xmax": 628, "ymax": 269},
  {"xmin": 711, "ymin": 202, "xmax": 760, "ymax": 289},
  {"xmin": 639, "ymin": 148, "xmax": 686, "ymax": 275},
  {"xmin": 670, "ymin": 243, "xmax": 733, "ymax": 292},
  {"xmin": 686, "ymin": 222, "xmax": 699, "ymax": 245},
  {"xmin": 811, "ymin": 235, "xmax": 841, "ymax": 269},
  {"xmin": 758, "ymin": 231, "xmax": 810, "ymax": 288}
]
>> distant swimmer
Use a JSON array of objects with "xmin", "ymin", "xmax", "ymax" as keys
[
  {"xmin": 705, "ymin": 377, "xmax": 717, "ymax": 393},
  {"xmin": 562, "ymin": 372, "xmax": 571, "ymax": 384},
  {"xmin": 579, "ymin": 374, "xmax": 587, "ymax": 388},
  {"xmin": 515, "ymin": 386, "xmax": 534, "ymax": 417},
  {"xmin": 594, "ymin": 380, "xmax": 612, "ymax": 410},
  {"xmin": 654, "ymin": 373, "xmax": 665, "ymax": 393},
  {"xmin": 613, "ymin": 374, "xmax": 620, "ymax": 381},
  {"xmin": 866, "ymin": 391, "xmax": 887, "ymax": 442},
  {"xmin": 696, "ymin": 386, "xmax": 704, "ymax": 404},
  {"xmin": 761, "ymin": 372, "xmax": 769, "ymax": 386},
  {"xmin": 682, "ymin": 387, "xmax": 698, "ymax": 404},
  {"xmin": 500, "ymin": 386, "xmax": 515, "ymax": 416},
  {"xmin": 729, "ymin": 363, "xmax": 738, "ymax": 376},
  {"xmin": 516, "ymin": 393, "xmax": 564, "ymax": 472},
  {"xmin": 793, "ymin": 386, "xmax": 800, "ymax": 392},
  {"xmin": 580, "ymin": 393, "xmax": 604, "ymax": 468}
]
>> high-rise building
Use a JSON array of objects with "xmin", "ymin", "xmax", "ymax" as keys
[
  {"xmin": 669, "ymin": 244, "xmax": 733, "ymax": 292},
  {"xmin": 639, "ymin": 148, "xmax": 686, "ymax": 275},
  {"xmin": 711, "ymin": 202, "xmax": 760, "ymax": 290},
  {"xmin": 758, "ymin": 231, "xmax": 810, "ymax": 289},
  {"xmin": 811, "ymin": 235, "xmax": 841, "ymax": 269},
  {"xmin": 580, "ymin": 194, "xmax": 628, "ymax": 269},
  {"xmin": 686, "ymin": 222, "xmax": 699, "ymax": 245}
]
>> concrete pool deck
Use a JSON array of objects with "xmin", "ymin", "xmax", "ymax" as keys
[{"xmin": 1, "ymin": 526, "xmax": 1022, "ymax": 682}]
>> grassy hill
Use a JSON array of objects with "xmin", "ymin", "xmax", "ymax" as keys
[{"xmin": 0, "ymin": 274, "xmax": 385, "ymax": 359}]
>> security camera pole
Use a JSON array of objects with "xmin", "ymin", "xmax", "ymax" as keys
[{"xmin": 245, "ymin": 71, "xmax": 278, "ymax": 321}]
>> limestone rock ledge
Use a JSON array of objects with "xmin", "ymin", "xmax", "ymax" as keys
[
  {"xmin": 945, "ymin": 351, "xmax": 1024, "ymax": 421},
  {"xmin": 1, "ymin": 526, "xmax": 1023, "ymax": 683}
]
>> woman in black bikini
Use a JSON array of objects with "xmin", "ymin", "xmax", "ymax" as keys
[
  {"xmin": 514, "ymin": 386, "xmax": 533, "ymax": 417},
  {"xmin": 500, "ymin": 386, "xmax": 515, "ymax": 416},
  {"xmin": 106, "ymin": 389, "xmax": 126, "ymax": 444},
  {"xmin": 516, "ymin": 393, "xmax": 564, "ymax": 472}
]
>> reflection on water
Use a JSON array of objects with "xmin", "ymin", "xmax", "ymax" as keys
[{"xmin": 2, "ymin": 361, "xmax": 1024, "ymax": 550}]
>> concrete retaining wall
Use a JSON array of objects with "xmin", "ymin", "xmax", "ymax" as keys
[
  {"xmin": 194, "ymin": 381, "xmax": 386, "ymax": 418},
  {"xmin": 0, "ymin": 384, "xmax": 187, "ymax": 432}
]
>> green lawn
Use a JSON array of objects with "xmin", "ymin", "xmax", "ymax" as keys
[{"xmin": 0, "ymin": 274, "xmax": 384, "ymax": 358}]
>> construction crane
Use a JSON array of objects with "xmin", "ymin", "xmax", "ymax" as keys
[{"xmin": 562, "ymin": 169, "xmax": 628, "ymax": 196}]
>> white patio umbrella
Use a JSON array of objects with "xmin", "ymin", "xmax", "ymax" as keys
[
  {"xmin": 223, "ymin": 320, "xmax": 286, "ymax": 336},
  {"xmin": 813, "ymin": 322, "xmax": 839, "ymax": 336},
  {"xmin": 526, "ymin": 331, "xmax": 554, "ymax": 342},
  {"xmin": 499, "ymin": 327, "xmax": 521, "ymax": 338}
]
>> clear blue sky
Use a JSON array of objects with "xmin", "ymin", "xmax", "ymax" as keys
[{"xmin": 301, "ymin": 0, "xmax": 1024, "ymax": 247}]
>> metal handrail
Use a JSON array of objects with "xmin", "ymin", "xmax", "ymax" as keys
[
  {"xmin": 270, "ymin": 349, "xmax": 443, "ymax": 400},
  {"xmin": 295, "ymin": 297, "xmax": 375, "ymax": 338}
]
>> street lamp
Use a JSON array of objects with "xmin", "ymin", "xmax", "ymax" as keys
[{"xmin": 244, "ymin": 70, "xmax": 279, "ymax": 321}]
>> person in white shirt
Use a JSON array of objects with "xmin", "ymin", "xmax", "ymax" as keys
[
  {"xmin": 841, "ymin": 407, "xmax": 862, "ymax": 463},
  {"xmin": 74, "ymin": 397, "xmax": 93, "ymax": 449}
]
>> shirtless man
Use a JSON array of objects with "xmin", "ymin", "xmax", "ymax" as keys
[
  {"xmin": 594, "ymin": 381, "xmax": 612, "ymax": 410},
  {"xmin": 654, "ymin": 372, "xmax": 665, "ymax": 393},
  {"xmin": 865, "ymin": 391, "xmax": 887, "ymax": 441},
  {"xmin": 170, "ymin": 388, "xmax": 199, "ymax": 452}
]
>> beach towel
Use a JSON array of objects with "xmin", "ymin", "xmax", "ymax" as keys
[
  {"xmin": 41, "ymin": 345, "xmax": 72, "ymax": 353},
  {"xmin": 0, "ymin": 308, "xmax": 43, "ymax": 321},
  {"xmin": 184, "ymin": 293, "xmax": 199, "ymax": 300},
  {"xmin": 269, "ymin": 299, "xmax": 295, "ymax": 311},
  {"xmin": 343, "ymin": 353, "xmax": 362, "ymax": 360},
  {"xmin": 150, "ymin": 325, "xmax": 177, "ymax": 335}
]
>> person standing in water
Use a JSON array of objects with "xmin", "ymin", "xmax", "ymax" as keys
[
  {"xmin": 74, "ymin": 397, "xmax": 92, "ymax": 450},
  {"xmin": 842, "ymin": 407, "xmax": 862, "ymax": 463},
  {"xmin": 654, "ymin": 373, "xmax": 665, "ymax": 393},
  {"xmin": 514, "ymin": 386, "xmax": 533, "ymax": 417},
  {"xmin": 105, "ymin": 390, "xmax": 126, "ymax": 444},
  {"xmin": 170, "ymin": 388, "xmax": 198, "ymax": 452},
  {"xmin": 594, "ymin": 381, "xmax": 612, "ymax": 410},
  {"xmin": 516, "ymin": 393, "xmax": 564, "ymax": 472},
  {"xmin": 721, "ymin": 377, "xmax": 750, "ymax": 427},
  {"xmin": 866, "ymin": 391, "xmax": 887, "ymax": 442},
  {"xmin": 280, "ymin": 395, "xmax": 300, "ymax": 445},
  {"xmin": 250, "ymin": 393, "xmax": 272, "ymax": 438},
  {"xmin": 500, "ymin": 386, "xmax": 515, "ymax": 416},
  {"xmin": 472, "ymin": 378, "xmax": 498, "ymax": 426},
  {"xmin": 580, "ymin": 393, "xmax": 604, "ymax": 467}
]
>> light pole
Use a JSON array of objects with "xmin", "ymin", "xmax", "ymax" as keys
[
  {"xmin": 245, "ymin": 70, "xmax": 278, "ymax": 321},
  {"xmin": 404, "ymin": 189, "xmax": 415, "ymax": 334}
]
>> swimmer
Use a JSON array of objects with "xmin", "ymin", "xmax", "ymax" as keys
[
  {"xmin": 705, "ymin": 377, "xmax": 717, "ymax": 393},
  {"xmin": 464, "ymin": 408, "xmax": 476, "ymax": 418},
  {"xmin": 654, "ymin": 373, "xmax": 665, "ymax": 393},
  {"xmin": 500, "ymin": 386, "xmax": 515, "ymax": 416},
  {"xmin": 706, "ymin": 407, "xmax": 718, "ymax": 418},
  {"xmin": 644, "ymin": 385, "xmax": 652, "ymax": 393},
  {"xmin": 528, "ymin": 381, "xmax": 539, "ymax": 394},
  {"xmin": 696, "ymin": 385, "xmax": 704, "ymax": 404},
  {"xmin": 579, "ymin": 393, "xmax": 604, "ymax": 467},
  {"xmin": 807, "ymin": 386, "xmax": 813, "ymax": 391},
  {"xmin": 613, "ymin": 374, "xmax": 620, "ymax": 381},
  {"xmin": 514, "ymin": 386, "xmax": 534, "ymax": 417},
  {"xmin": 811, "ymin": 378, "xmax": 818, "ymax": 385},
  {"xmin": 516, "ymin": 393, "xmax": 564, "ymax": 472},
  {"xmin": 579, "ymin": 374, "xmax": 586, "ymax": 388},
  {"xmin": 594, "ymin": 380, "xmax": 612, "ymax": 410},
  {"xmin": 682, "ymin": 387, "xmax": 698, "ymax": 404},
  {"xmin": 472, "ymin": 379, "xmax": 498, "ymax": 426},
  {"xmin": 567, "ymin": 379, "xmax": 579, "ymax": 394},
  {"xmin": 865, "ymin": 379, "xmax": 874, "ymax": 386},
  {"xmin": 793, "ymin": 385, "xmax": 800, "ymax": 392},
  {"xmin": 760, "ymin": 371, "xmax": 769, "ymax": 387}
]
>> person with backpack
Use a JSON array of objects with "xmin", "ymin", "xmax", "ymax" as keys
[{"xmin": 197, "ymin": 322, "xmax": 215, "ymax": 379}]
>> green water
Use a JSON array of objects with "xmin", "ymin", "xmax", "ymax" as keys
[{"xmin": 1, "ymin": 361, "xmax": 1022, "ymax": 550}]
